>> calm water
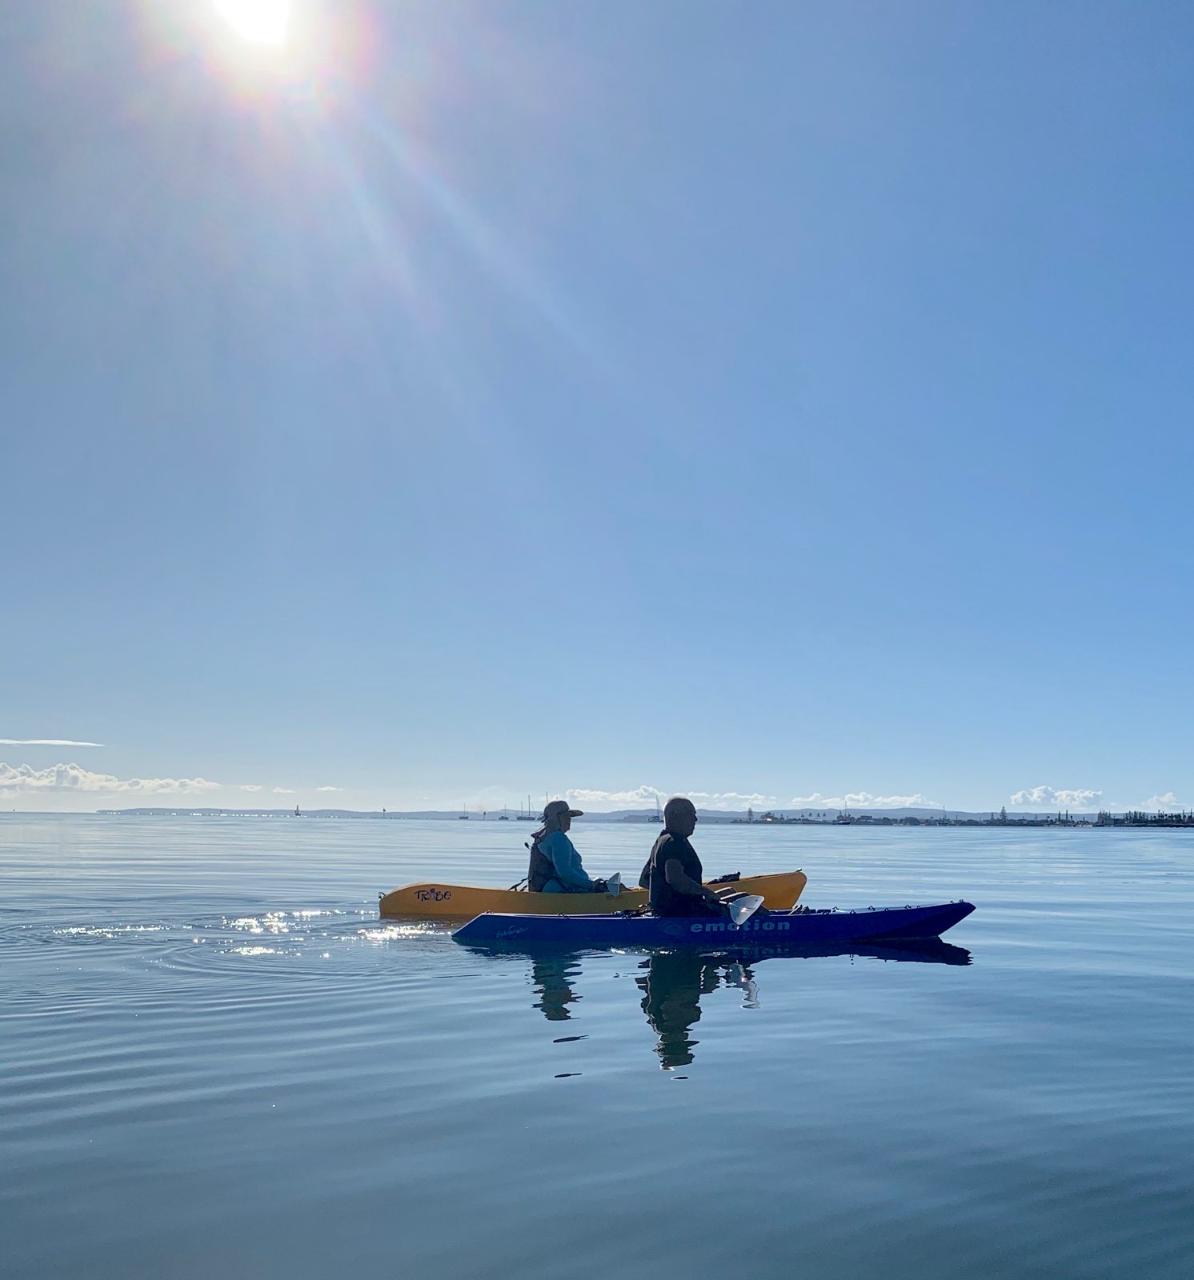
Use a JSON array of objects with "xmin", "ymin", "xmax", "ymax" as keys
[{"xmin": 2, "ymin": 816, "xmax": 1192, "ymax": 1279}]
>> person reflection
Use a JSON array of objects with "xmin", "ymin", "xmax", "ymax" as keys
[
  {"xmin": 525, "ymin": 942, "xmax": 970, "ymax": 1063},
  {"xmin": 636, "ymin": 951, "xmax": 752, "ymax": 1070},
  {"xmin": 531, "ymin": 952, "xmax": 583, "ymax": 1022}
]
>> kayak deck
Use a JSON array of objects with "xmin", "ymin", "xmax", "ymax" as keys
[
  {"xmin": 452, "ymin": 900, "xmax": 975, "ymax": 948},
  {"xmin": 380, "ymin": 870, "xmax": 807, "ymax": 919}
]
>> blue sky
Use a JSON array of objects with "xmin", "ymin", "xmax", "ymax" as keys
[{"xmin": 3, "ymin": 1, "xmax": 1191, "ymax": 814}]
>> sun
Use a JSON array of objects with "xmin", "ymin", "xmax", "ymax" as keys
[{"xmin": 213, "ymin": 0, "xmax": 292, "ymax": 47}]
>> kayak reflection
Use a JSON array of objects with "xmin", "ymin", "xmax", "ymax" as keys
[{"xmin": 487, "ymin": 937, "xmax": 972, "ymax": 1068}]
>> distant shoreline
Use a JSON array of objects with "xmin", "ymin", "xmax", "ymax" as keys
[{"xmin": 5, "ymin": 806, "xmax": 1186, "ymax": 829}]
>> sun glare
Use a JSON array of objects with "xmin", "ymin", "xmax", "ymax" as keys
[{"xmin": 214, "ymin": 0, "xmax": 292, "ymax": 47}]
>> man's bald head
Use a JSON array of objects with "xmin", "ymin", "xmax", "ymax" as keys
[{"xmin": 663, "ymin": 796, "xmax": 698, "ymax": 836}]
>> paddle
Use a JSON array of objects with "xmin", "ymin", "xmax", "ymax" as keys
[
  {"xmin": 722, "ymin": 892, "xmax": 764, "ymax": 928},
  {"xmin": 604, "ymin": 873, "xmax": 623, "ymax": 896}
]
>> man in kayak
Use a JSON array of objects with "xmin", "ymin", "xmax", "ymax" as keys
[
  {"xmin": 644, "ymin": 796, "xmax": 726, "ymax": 917},
  {"xmin": 528, "ymin": 800, "xmax": 605, "ymax": 893}
]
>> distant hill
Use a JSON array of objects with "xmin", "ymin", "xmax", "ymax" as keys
[
  {"xmin": 93, "ymin": 804, "xmax": 1095, "ymax": 821},
  {"xmin": 95, "ymin": 807, "xmax": 443, "ymax": 818}
]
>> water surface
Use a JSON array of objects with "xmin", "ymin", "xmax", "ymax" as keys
[{"xmin": 3, "ymin": 816, "xmax": 1192, "ymax": 1278}]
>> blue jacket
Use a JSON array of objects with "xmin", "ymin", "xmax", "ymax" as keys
[{"xmin": 538, "ymin": 830, "xmax": 596, "ymax": 892}]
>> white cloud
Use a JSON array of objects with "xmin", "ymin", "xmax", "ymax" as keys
[
  {"xmin": 559, "ymin": 783, "xmax": 945, "ymax": 812},
  {"xmin": 684, "ymin": 790, "xmax": 777, "ymax": 810},
  {"xmin": 240, "ymin": 784, "xmax": 264, "ymax": 793},
  {"xmin": 1141, "ymin": 792, "xmax": 1188, "ymax": 812},
  {"xmin": 272, "ymin": 787, "xmax": 296, "ymax": 794},
  {"xmin": 316, "ymin": 786, "xmax": 342, "ymax": 792},
  {"xmin": 564, "ymin": 784, "xmax": 777, "ymax": 811},
  {"xmin": 1009, "ymin": 785, "xmax": 1102, "ymax": 810},
  {"xmin": 789, "ymin": 791, "xmax": 941, "ymax": 810},
  {"xmin": 0, "ymin": 738, "xmax": 104, "ymax": 747},
  {"xmin": 565, "ymin": 784, "xmax": 664, "ymax": 808},
  {"xmin": 0, "ymin": 762, "xmax": 220, "ymax": 795}
]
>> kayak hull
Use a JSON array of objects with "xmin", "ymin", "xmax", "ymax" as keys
[
  {"xmin": 462, "ymin": 938, "xmax": 973, "ymax": 967},
  {"xmin": 452, "ymin": 901, "xmax": 975, "ymax": 948},
  {"xmin": 379, "ymin": 870, "xmax": 807, "ymax": 919}
]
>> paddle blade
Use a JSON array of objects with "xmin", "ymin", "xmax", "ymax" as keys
[
  {"xmin": 605, "ymin": 873, "xmax": 623, "ymax": 896},
  {"xmin": 727, "ymin": 894, "xmax": 764, "ymax": 928}
]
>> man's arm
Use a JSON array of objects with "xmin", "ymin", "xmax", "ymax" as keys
[{"xmin": 663, "ymin": 857, "xmax": 721, "ymax": 906}]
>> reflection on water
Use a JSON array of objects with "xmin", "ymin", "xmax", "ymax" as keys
[
  {"xmin": 507, "ymin": 939, "xmax": 970, "ymax": 1068},
  {"xmin": 531, "ymin": 953, "xmax": 584, "ymax": 1022},
  {"xmin": 637, "ymin": 951, "xmax": 742, "ymax": 1069}
]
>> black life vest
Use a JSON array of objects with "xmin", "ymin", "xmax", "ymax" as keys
[
  {"xmin": 647, "ymin": 831, "xmax": 706, "ymax": 916},
  {"xmin": 526, "ymin": 830, "xmax": 558, "ymax": 892}
]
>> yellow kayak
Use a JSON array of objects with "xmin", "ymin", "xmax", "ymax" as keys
[{"xmin": 379, "ymin": 870, "xmax": 807, "ymax": 919}]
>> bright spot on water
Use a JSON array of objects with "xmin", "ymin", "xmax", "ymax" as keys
[
  {"xmin": 357, "ymin": 924, "xmax": 441, "ymax": 943},
  {"xmin": 227, "ymin": 913, "xmax": 290, "ymax": 934}
]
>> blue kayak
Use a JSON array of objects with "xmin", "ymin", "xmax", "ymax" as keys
[{"xmin": 452, "ymin": 900, "xmax": 974, "ymax": 948}]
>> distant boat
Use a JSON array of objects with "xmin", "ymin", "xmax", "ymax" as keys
[
  {"xmin": 516, "ymin": 793, "xmax": 538, "ymax": 820},
  {"xmin": 628, "ymin": 798, "xmax": 663, "ymax": 822},
  {"xmin": 459, "ymin": 803, "xmax": 470, "ymax": 820}
]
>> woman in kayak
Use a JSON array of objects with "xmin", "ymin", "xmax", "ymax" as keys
[
  {"xmin": 645, "ymin": 797, "xmax": 726, "ymax": 917},
  {"xmin": 528, "ymin": 800, "xmax": 602, "ymax": 893}
]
